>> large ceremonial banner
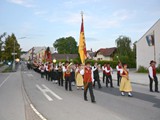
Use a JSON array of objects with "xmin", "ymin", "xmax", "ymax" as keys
[{"xmin": 78, "ymin": 13, "xmax": 87, "ymax": 64}]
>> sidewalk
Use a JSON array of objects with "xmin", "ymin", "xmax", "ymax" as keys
[
  {"xmin": 99, "ymin": 70, "xmax": 160, "ymax": 86},
  {"xmin": 0, "ymin": 65, "xmax": 8, "ymax": 72}
]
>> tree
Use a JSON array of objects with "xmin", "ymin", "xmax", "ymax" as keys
[
  {"xmin": 115, "ymin": 35, "xmax": 136, "ymax": 64},
  {"xmin": 133, "ymin": 41, "xmax": 137, "ymax": 60},
  {"xmin": 0, "ymin": 32, "xmax": 6, "ymax": 61},
  {"xmin": 53, "ymin": 36, "xmax": 78, "ymax": 54},
  {"xmin": 2, "ymin": 33, "xmax": 21, "ymax": 61}
]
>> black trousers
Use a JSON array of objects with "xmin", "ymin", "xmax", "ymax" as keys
[
  {"xmin": 48, "ymin": 71, "xmax": 52, "ymax": 81},
  {"xmin": 93, "ymin": 75, "xmax": 101, "ymax": 88},
  {"xmin": 106, "ymin": 75, "xmax": 113, "ymax": 87},
  {"xmin": 149, "ymin": 75, "xmax": 159, "ymax": 91},
  {"xmin": 41, "ymin": 72, "xmax": 45, "ymax": 78},
  {"xmin": 65, "ymin": 76, "xmax": 72, "ymax": 91},
  {"xmin": 84, "ymin": 82, "xmax": 95, "ymax": 102},
  {"xmin": 117, "ymin": 73, "xmax": 122, "ymax": 86},
  {"xmin": 58, "ymin": 72, "xmax": 63, "ymax": 86},
  {"xmin": 103, "ymin": 71, "xmax": 106, "ymax": 83},
  {"xmin": 45, "ymin": 70, "xmax": 48, "ymax": 80}
]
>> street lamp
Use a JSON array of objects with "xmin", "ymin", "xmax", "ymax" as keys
[{"xmin": 53, "ymin": 59, "xmax": 56, "ymax": 64}]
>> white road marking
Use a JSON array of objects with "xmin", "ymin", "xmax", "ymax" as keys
[
  {"xmin": 36, "ymin": 84, "xmax": 62, "ymax": 101},
  {"xmin": 30, "ymin": 104, "xmax": 47, "ymax": 120},
  {"xmin": 0, "ymin": 74, "xmax": 11, "ymax": 88}
]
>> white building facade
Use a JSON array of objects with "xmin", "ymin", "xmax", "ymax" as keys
[{"xmin": 136, "ymin": 19, "xmax": 160, "ymax": 69}]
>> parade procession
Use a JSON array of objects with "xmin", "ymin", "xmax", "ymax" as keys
[
  {"xmin": 0, "ymin": 0, "xmax": 160, "ymax": 120},
  {"xmin": 25, "ymin": 12, "xmax": 159, "ymax": 105}
]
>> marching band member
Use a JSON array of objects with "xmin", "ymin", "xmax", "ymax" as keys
[
  {"xmin": 116, "ymin": 62, "xmax": 122, "ymax": 86},
  {"xmin": 47, "ymin": 62, "xmax": 52, "ymax": 81},
  {"xmin": 40, "ymin": 64, "xmax": 45, "ymax": 78},
  {"xmin": 119, "ymin": 63, "xmax": 132, "ymax": 97},
  {"xmin": 80, "ymin": 62, "xmax": 96, "ymax": 103},
  {"xmin": 45, "ymin": 63, "xmax": 48, "ymax": 80},
  {"xmin": 58, "ymin": 62, "xmax": 63, "ymax": 86},
  {"xmin": 148, "ymin": 60, "xmax": 159, "ymax": 92},
  {"xmin": 63, "ymin": 61, "xmax": 72, "ymax": 91},
  {"xmin": 92, "ymin": 62, "xmax": 102, "ymax": 89},
  {"xmin": 102, "ymin": 64, "xmax": 106, "ymax": 83},
  {"xmin": 105, "ymin": 63, "xmax": 114, "ymax": 88}
]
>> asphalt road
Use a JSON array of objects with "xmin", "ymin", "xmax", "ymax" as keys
[{"xmin": 0, "ymin": 63, "xmax": 160, "ymax": 120}]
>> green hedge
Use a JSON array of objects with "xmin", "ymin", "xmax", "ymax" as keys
[
  {"xmin": 137, "ymin": 66, "xmax": 148, "ymax": 73},
  {"xmin": 137, "ymin": 65, "xmax": 160, "ymax": 73},
  {"xmin": 86, "ymin": 60, "xmax": 136, "ymax": 68},
  {"xmin": 56, "ymin": 59, "xmax": 136, "ymax": 68}
]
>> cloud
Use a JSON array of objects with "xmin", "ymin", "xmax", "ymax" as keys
[
  {"xmin": 113, "ymin": 9, "xmax": 134, "ymax": 20},
  {"xmin": 82, "ymin": 9, "xmax": 135, "ymax": 29},
  {"xmin": 8, "ymin": 0, "xmax": 36, "ymax": 8}
]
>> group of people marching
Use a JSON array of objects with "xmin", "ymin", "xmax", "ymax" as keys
[{"xmin": 29, "ymin": 59, "xmax": 159, "ymax": 103}]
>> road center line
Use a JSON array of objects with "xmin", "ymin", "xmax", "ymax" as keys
[
  {"xmin": 36, "ymin": 84, "xmax": 63, "ymax": 101},
  {"xmin": 0, "ymin": 74, "xmax": 11, "ymax": 88},
  {"xmin": 42, "ymin": 84, "xmax": 63, "ymax": 100}
]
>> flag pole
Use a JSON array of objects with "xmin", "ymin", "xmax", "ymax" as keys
[{"xmin": 153, "ymin": 30, "xmax": 156, "ymax": 61}]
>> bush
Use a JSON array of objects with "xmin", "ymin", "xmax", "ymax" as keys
[
  {"xmin": 156, "ymin": 64, "xmax": 160, "ymax": 73},
  {"xmin": 86, "ymin": 59, "xmax": 136, "ymax": 68},
  {"xmin": 137, "ymin": 66, "xmax": 148, "ymax": 73}
]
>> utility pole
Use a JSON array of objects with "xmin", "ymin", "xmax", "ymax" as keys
[
  {"xmin": 12, "ymin": 37, "xmax": 26, "ymax": 71},
  {"xmin": 12, "ymin": 40, "xmax": 17, "ymax": 72}
]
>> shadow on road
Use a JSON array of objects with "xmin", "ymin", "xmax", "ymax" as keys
[{"xmin": 95, "ymin": 87, "xmax": 160, "ymax": 109}]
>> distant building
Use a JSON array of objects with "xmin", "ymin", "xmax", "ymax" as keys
[
  {"xmin": 93, "ymin": 47, "xmax": 117, "ymax": 61},
  {"xmin": 87, "ymin": 49, "xmax": 96, "ymax": 59},
  {"xmin": 136, "ymin": 19, "xmax": 160, "ymax": 69},
  {"xmin": 21, "ymin": 46, "xmax": 54, "ymax": 61}
]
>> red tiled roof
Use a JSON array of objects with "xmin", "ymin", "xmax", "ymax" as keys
[{"xmin": 95, "ymin": 47, "xmax": 116, "ymax": 57}]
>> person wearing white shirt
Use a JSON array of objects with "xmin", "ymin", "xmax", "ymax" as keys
[
  {"xmin": 116, "ymin": 62, "xmax": 122, "ymax": 86},
  {"xmin": 63, "ymin": 61, "xmax": 72, "ymax": 91},
  {"xmin": 102, "ymin": 64, "xmax": 106, "ymax": 83},
  {"xmin": 104, "ymin": 63, "xmax": 113, "ymax": 88},
  {"xmin": 148, "ymin": 60, "xmax": 159, "ymax": 92},
  {"xmin": 80, "ymin": 62, "xmax": 96, "ymax": 103},
  {"xmin": 92, "ymin": 62, "xmax": 102, "ymax": 89}
]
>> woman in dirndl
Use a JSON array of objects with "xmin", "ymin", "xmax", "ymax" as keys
[
  {"xmin": 75, "ymin": 64, "xmax": 84, "ymax": 90},
  {"xmin": 119, "ymin": 63, "xmax": 133, "ymax": 97}
]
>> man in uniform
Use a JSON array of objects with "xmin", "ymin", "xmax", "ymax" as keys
[
  {"xmin": 105, "ymin": 63, "xmax": 114, "ymax": 88},
  {"xmin": 58, "ymin": 62, "xmax": 63, "ymax": 86},
  {"xmin": 80, "ymin": 62, "xmax": 96, "ymax": 103},
  {"xmin": 148, "ymin": 60, "xmax": 159, "ymax": 92},
  {"xmin": 116, "ymin": 62, "xmax": 122, "ymax": 86},
  {"xmin": 92, "ymin": 62, "xmax": 102, "ymax": 89},
  {"xmin": 63, "ymin": 61, "xmax": 72, "ymax": 91},
  {"xmin": 102, "ymin": 64, "xmax": 106, "ymax": 83}
]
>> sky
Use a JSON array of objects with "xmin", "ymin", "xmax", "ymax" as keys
[{"xmin": 0, "ymin": 0, "xmax": 160, "ymax": 51}]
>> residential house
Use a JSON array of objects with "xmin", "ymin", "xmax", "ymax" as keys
[
  {"xmin": 136, "ymin": 19, "xmax": 160, "ymax": 69},
  {"xmin": 93, "ymin": 47, "xmax": 117, "ymax": 61}
]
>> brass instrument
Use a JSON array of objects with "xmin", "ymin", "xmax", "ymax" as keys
[
  {"xmin": 67, "ymin": 62, "xmax": 73, "ymax": 68},
  {"xmin": 66, "ymin": 62, "xmax": 73, "ymax": 74}
]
